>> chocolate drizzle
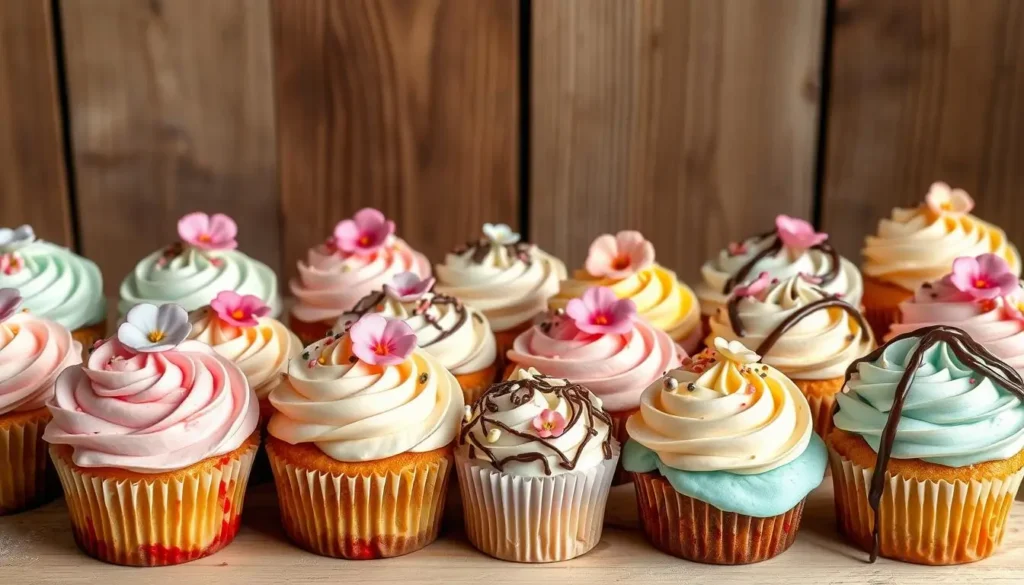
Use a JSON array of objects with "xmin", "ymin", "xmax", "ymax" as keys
[
  {"xmin": 452, "ymin": 238, "xmax": 534, "ymax": 266},
  {"xmin": 837, "ymin": 325, "xmax": 1024, "ymax": 562},
  {"xmin": 721, "ymin": 231, "xmax": 841, "ymax": 295},
  {"xmin": 459, "ymin": 376, "xmax": 614, "ymax": 476},
  {"xmin": 341, "ymin": 289, "xmax": 470, "ymax": 346},
  {"xmin": 727, "ymin": 288, "xmax": 871, "ymax": 354}
]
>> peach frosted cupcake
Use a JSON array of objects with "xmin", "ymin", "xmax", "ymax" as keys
[
  {"xmin": 435, "ymin": 223, "xmax": 566, "ymax": 359},
  {"xmin": 830, "ymin": 325, "xmax": 1024, "ymax": 564},
  {"xmin": 550, "ymin": 231, "xmax": 702, "ymax": 354},
  {"xmin": 44, "ymin": 303, "xmax": 259, "ymax": 566},
  {"xmin": 862, "ymin": 183, "xmax": 1020, "ymax": 340},
  {"xmin": 0, "ymin": 289, "xmax": 82, "ymax": 515},
  {"xmin": 267, "ymin": 314, "xmax": 463, "ymax": 559},
  {"xmin": 335, "ymin": 272, "xmax": 497, "ymax": 404},
  {"xmin": 290, "ymin": 208, "xmax": 430, "ymax": 345}
]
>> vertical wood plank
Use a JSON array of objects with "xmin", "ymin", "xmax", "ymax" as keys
[
  {"xmin": 0, "ymin": 0, "xmax": 72, "ymax": 246},
  {"xmin": 531, "ymin": 0, "xmax": 825, "ymax": 279},
  {"xmin": 272, "ymin": 0, "xmax": 520, "ymax": 274},
  {"xmin": 822, "ymin": 0, "xmax": 1024, "ymax": 258},
  {"xmin": 60, "ymin": 0, "xmax": 279, "ymax": 293}
]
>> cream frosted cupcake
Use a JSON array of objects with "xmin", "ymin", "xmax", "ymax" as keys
[
  {"xmin": 267, "ymin": 314, "xmax": 463, "ymax": 559},
  {"xmin": 188, "ymin": 291, "xmax": 301, "ymax": 422},
  {"xmin": 0, "ymin": 288, "xmax": 82, "ymax": 515},
  {"xmin": 119, "ymin": 212, "xmax": 280, "ymax": 318},
  {"xmin": 0, "ymin": 225, "xmax": 106, "ymax": 348},
  {"xmin": 335, "ymin": 272, "xmax": 497, "ymax": 404},
  {"xmin": 549, "ymin": 231, "xmax": 702, "ymax": 354},
  {"xmin": 290, "ymin": 208, "xmax": 431, "ymax": 345},
  {"xmin": 44, "ymin": 303, "xmax": 259, "ymax": 566},
  {"xmin": 862, "ymin": 183, "xmax": 1020, "ymax": 339},
  {"xmin": 707, "ymin": 274, "xmax": 874, "ymax": 438},
  {"xmin": 435, "ymin": 223, "xmax": 566, "ymax": 358},
  {"xmin": 457, "ymin": 367, "xmax": 618, "ymax": 563}
]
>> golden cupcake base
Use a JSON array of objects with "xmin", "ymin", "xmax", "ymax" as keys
[
  {"xmin": 0, "ymin": 407, "xmax": 55, "ymax": 515},
  {"xmin": 862, "ymin": 276, "xmax": 912, "ymax": 341}
]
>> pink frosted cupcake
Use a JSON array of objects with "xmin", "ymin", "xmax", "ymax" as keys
[
  {"xmin": 290, "ymin": 208, "xmax": 431, "ymax": 345},
  {"xmin": 887, "ymin": 253, "xmax": 1024, "ymax": 371}
]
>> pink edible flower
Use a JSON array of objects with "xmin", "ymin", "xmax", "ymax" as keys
[
  {"xmin": 210, "ymin": 290, "xmax": 270, "ymax": 327},
  {"xmin": 565, "ymin": 286, "xmax": 637, "ymax": 335},
  {"xmin": 925, "ymin": 182, "xmax": 974, "ymax": 216},
  {"xmin": 727, "ymin": 241, "xmax": 748, "ymax": 256},
  {"xmin": 348, "ymin": 314, "xmax": 417, "ymax": 366},
  {"xmin": 584, "ymin": 231, "xmax": 655, "ymax": 279},
  {"xmin": 333, "ymin": 208, "xmax": 395, "ymax": 256},
  {"xmin": 0, "ymin": 288, "xmax": 22, "ymax": 322},
  {"xmin": 0, "ymin": 253, "xmax": 22, "ymax": 275},
  {"xmin": 733, "ymin": 272, "xmax": 772, "ymax": 301},
  {"xmin": 383, "ymin": 272, "xmax": 435, "ymax": 302},
  {"xmin": 177, "ymin": 212, "xmax": 238, "ymax": 251},
  {"xmin": 775, "ymin": 215, "xmax": 827, "ymax": 253},
  {"xmin": 1003, "ymin": 293, "xmax": 1024, "ymax": 324},
  {"xmin": 532, "ymin": 409, "xmax": 567, "ymax": 439},
  {"xmin": 947, "ymin": 254, "xmax": 1019, "ymax": 300}
]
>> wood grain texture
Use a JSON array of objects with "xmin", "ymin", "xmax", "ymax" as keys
[
  {"xmin": 530, "ymin": 0, "xmax": 824, "ymax": 280},
  {"xmin": 0, "ymin": 0, "xmax": 72, "ymax": 246},
  {"xmin": 60, "ymin": 0, "xmax": 279, "ymax": 293},
  {"xmin": 822, "ymin": 0, "xmax": 1024, "ymax": 259},
  {"xmin": 272, "ymin": 0, "xmax": 519, "ymax": 276}
]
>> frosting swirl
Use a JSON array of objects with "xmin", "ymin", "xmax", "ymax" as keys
[
  {"xmin": 43, "ymin": 339, "xmax": 259, "ymax": 473},
  {"xmin": 267, "ymin": 331, "xmax": 463, "ymax": 462},
  {"xmin": 290, "ymin": 239, "xmax": 431, "ymax": 323},
  {"xmin": 458, "ymin": 368, "xmax": 614, "ymax": 477},
  {"xmin": 119, "ymin": 246, "xmax": 280, "ymax": 317},
  {"xmin": 0, "ymin": 241, "xmax": 105, "ymax": 330},
  {"xmin": 507, "ymin": 313, "xmax": 681, "ymax": 412},
  {"xmin": 0, "ymin": 313, "xmax": 82, "ymax": 415},
  {"xmin": 834, "ymin": 336, "xmax": 1024, "ymax": 467},
  {"xmin": 435, "ymin": 240, "xmax": 566, "ymax": 332}
]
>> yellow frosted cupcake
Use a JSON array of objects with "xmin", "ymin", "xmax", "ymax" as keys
[{"xmin": 549, "ymin": 231, "xmax": 702, "ymax": 354}]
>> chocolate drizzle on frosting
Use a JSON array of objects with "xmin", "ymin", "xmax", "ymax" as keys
[
  {"xmin": 721, "ymin": 230, "xmax": 841, "ymax": 294},
  {"xmin": 837, "ymin": 325, "xmax": 1024, "ymax": 562},
  {"xmin": 727, "ymin": 291, "xmax": 871, "ymax": 354},
  {"xmin": 459, "ymin": 376, "xmax": 613, "ymax": 476},
  {"xmin": 452, "ymin": 238, "xmax": 534, "ymax": 266},
  {"xmin": 341, "ymin": 290, "xmax": 469, "ymax": 347}
]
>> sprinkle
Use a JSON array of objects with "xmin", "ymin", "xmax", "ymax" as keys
[
  {"xmin": 553, "ymin": 307, "xmax": 565, "ymax": 317},
  {"xmin": 326, "ymin": 330, "xmax": 334, "ymax": 337},
  {"xmin": 970, "ymin": 378, "xmax": 977, "ymax": 384},
  {"xmin": 486, "ymin": 429, "xmax": 501, "ymax": 443},
  {"xmin": 745, "ymin": 385, "xmax": 755, "ymax": 395},
  {"xmin": 463, "ymin": 405, "xmax": 473, "ymax": 423},
  {"xmin": 318, "ymin": 356, "xmax": 328, "ymax": 365},
  {"xmin": 301, "ymin": 351, "xmax": 310, "ymax": 360},
  {"xmin": 419, "ymin": 373, "xmax": 429, "ymax": 384},
  {"xmin": 663, "ymin": 377, "xmax": 679, "ymax": 391},
  {"xmin": 740, "ymin": 403, "xmax": 747, "ymax": 408},
  {"xmin": 687, "ymin": 383, "xmax": 696, "ymax": 392}
]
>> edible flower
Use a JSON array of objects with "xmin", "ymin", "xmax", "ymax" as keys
[
  {"xmin": 925, "ymin": 182, "xmax": 974, "ymax": 216},
  {"xmin": 532, "ymin": 409, "xmax": 567, "ymax": 438},
  {"xmin": 947, "ymin": 254, "xmax": 1019, "ymax": 300},
  {"xmin": 482, "ymin": 223, "xmax": 521, "ymax": 245},
  {"xmin": 210, "ymin": 290, "xmax": 270, "ymax": 327},
  {"xmin": 565, "ymin": 286, "xmax": 637, "ymax": 335},
  {"xmin": 118, "ymin": 303, "xmax": 192, "ymax": 353},
  {"xmin": 333, "ymin": 208, "xmax": 395, "ymax": 256},
  {"xmin": 0, "ymin": 253, "xmax": 23, "ymax": 275},
  {"xmin": 178, "ymin": 212, "xmax": 238, "ymax": 251},
  {"xmin": 348, "ymin": 314, "xmax": 416, "ymax": 366},
  {"xmin": 585, "ymin": 230, "xmax": 655, "ymax": 279},
  {"xmin": 775, "ymin": 215, "xmax": 827, "ymax": 254},
  {"xmin": 713, "ymin": 337, "xmax": 760, "ymax": 365},
  {"xmin": 383, "ymin": 272, "xmax": 435, "ymax": 302},
  {"xmin": 733, "ymin": 272, "xmax": 772, "ymax": 301},
  {"xmin": 0, "ymin": 225, "xmax": 35, "ymax": 253}
]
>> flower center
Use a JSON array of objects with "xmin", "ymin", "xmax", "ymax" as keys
[
  {"xmin": 373, "ymin": 342, "xmax": 390, "ymax": 356},
  {"xmin": 148, "ymin": 330, "xmax": 166, "ymax": 343},
  {"xmin": 359, "ymin": 235, "xmax": 372, "ymax": 247},
  {"xmin": 231, "ymin": 309, "xmax": 246, "ymax": 320},
  {"xmin": 975, "ymin": 278, "xmax": 990, "ymax": 289},
  {"xmin": 542, "ymin": 421, "xmax": 556, "ymax": 431},
  {"xmin": 941, "ymin": 201, "xmax": 953, "ymax": 210},
  {"xmin": 611, "ymin": 255, "xmax": 631, "ymax": 270},
  {"xmin": 198, "ymin": 233, "xmax": 212, "ymax": 242}
]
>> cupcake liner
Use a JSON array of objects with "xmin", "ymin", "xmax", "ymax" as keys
[
  {"xmin": 71, "ymin": 321, "xmax": 107, "ymax": 355},
  {"xmin": 456, "ymin": 442, "xmax": 619, "ymax": 563},
  {"xmin": 633, "ymin": 471, "xmax": 804, "ymax": 564},
  {"xmin": 455, "ymin": 362, "xmax": 499, "ymax": 406},
  {"xmin": 609, "ymin": 409, "xmax": 636, "ymax": 485},
  {"xmin": 267, "ymin": 446, "xmax": 452, "ymax": 559},
  {"xmin": 863, "ymin": 304, "xmax": 901, "ymax": 343},
  {"xmin": 828, "ymin": 447, "xmax": 1024, "ymax": 565},
  {"xmin": 50, "ymin": 440, "xmax": 257, "ymax": 566},
  {"xmin": 0, "ymin": 408, "xmax": 54, "ymax": 515},
  {"xmin": 289, "ymin": 316, "xmax": 335, "ymax": 347},
  {"xmin": 862, "ymin": 276, "xmax": 912, "ymax": 341},
  {"xmin": 793, "ymin": 378, "xmax": 842, "ymax": 440}
]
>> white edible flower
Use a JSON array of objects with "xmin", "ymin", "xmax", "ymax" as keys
[
  {"xmin": 482, "ymin": 222, "xmax": 520, "ymax": 245},
  {"xmin": 0, "ymin": 225, "xmax": 36, "ymax": 252},
  {"xmin": 713, "ymin": 337, "xmax": 761, "ymax": 365},
  {"xmin": 118, "ymin": 303, "xmax": 192, "ymax": 353}
]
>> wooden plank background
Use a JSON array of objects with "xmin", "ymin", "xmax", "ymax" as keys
[{"xmin": 2, "ymin": 0, "xmax": 1023, "ymax": 296}]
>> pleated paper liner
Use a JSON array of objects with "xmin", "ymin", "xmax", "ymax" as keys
[
  {"xmin": 0, "ymin": 407, "xmax": 55, "ymax": 515},
  {"xmin": 793, "ymin": 377, "xmax": 843, "ymax": 440},
  {"xmin": 455, "ymin": 362, "xmax": 500, "ymax": 406},
  {"xmin": 456, "ymin": 442, "xmax": 619, "ymax": 563},
  {"xmin": 828, "ymin": 447, "xmax": 1024, "ymax": 565},
  {"xmin": 862, "ymin": 275, "xmax": 912, "ymax": 341},
  {"xmin": 632, "ymin": 471, "xmax": 805, "ymax": 564},
  {"xmin": 266, "ymin": 438, "xmax": 452, "ymax": 559},
  {"xmin": 50, "ymin": 432, "xmax": 259, "ymax": 566},
  {"xmin": 609, "ymin": 408, "xmax": 637, "ymax": 485},
  {"xmin": 71, "ymin": 321, "xmax": 107, "ymax": 357}
]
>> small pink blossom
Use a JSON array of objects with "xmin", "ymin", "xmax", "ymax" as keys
[
  {"xmin": 565, "ymin": 286, "xmax": 637, "ymax": 335},
  {"xmin": 925, "ymin": 182, "xmax": 974, "ymax": 216},
  {"xmin": 1003, "ymin": 293, "xmax": 1024, "ymax": 324},
  {"xmin": 348, "ymin": 314, "xmax": 416, "ymax": 366},
  {"xmin": 727, "ymin": 241, "xmax": 748, "ymax": 256},
  {"xmin": 0, "ymin": 288, "xmax": 22, "ymax": 322},
  {"xmin": 733, "ymin": 272, "xmax": 772, "ymax": 301},
  {"xmin": 0, "ymin": 253, "xmax": 22, "ymax": 275},
  {"xmin": 775, "ymin": 215, "xmax": 827, "ymax": 253},
  {"xmin": 532, "ymin": 409, "xmax": 567, "ymax": 438},
  {"xmin": 177, "ymin": 212, "xmax": 238, "ymax": 251},
  {"xmin": 333, "ymin": 208, "xmax": 395, "ymax": 256},
  {"xmin": 210, "ymin": 290, "xmax": 270, "ymax": 327},
  {"xmin": 383, "ymin": 272, "xmax": 436, "ymax": 302},
  {"xmin": 947, "ymin": 254, "xmax": 1019, "ymax": 300},
  {"xmin": 584, "ymin": 231, "xmax": 655, "ymax": 279}
]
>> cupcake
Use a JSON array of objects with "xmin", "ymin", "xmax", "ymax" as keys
[
  {"xmin": 334, "ymin": 272, "xmax": 497, "ymax": 404},
  {"xmin": 862, "ymin": 183, "xmax": 1020, "ymax": 340},
  {"xmin": 435, "ymin": 223, "xmax": 566, "ymax": 359},
  {"xmin": 707, "ymin": 274, "xmax": 874, "ymax": 438},
  {"xmin": 0, "ymin": 224, "xmax": 106, "ymax": 348},
  {"xmin": 43, "ymin": 303, "xmax": 259, "ymax": 566},
  {"xmin": 188, "ymin": 291, "xmax": 302, "ymax": 422},
  {"xmin": 830, "ymin": 325, "xmax": 1024, "ymax": 564},
  {"xmin": 266, "ymin": 314, "xmax": 463, "ymax": 559},
  {"xmin": 506, "ymin": 286, "xmax": 681, "ymax": 482},
  {"xmin": 549, "ymin": 231, "xmax": 703, "ymax": 354},
  {"xmin": 0, "ymin": 289, "xmax": 82, "ymax": 515},
  {"xmin": 456, "ymin": 367, "xmax": 618, "ymax": 563},
  {"xmin": 696, "ymin": 215, "xmax": 863, "ymax": 331},
  {"xmin": 623, "ymin": 338, "xmax": 827, "ymax": 564},
  {"xmin": 119, "ymin": 212, "xmax": 281, "ymax": 318},
  {"xmin": 290, "ymin": 208, "xmax": 431, "ymax": 345}
]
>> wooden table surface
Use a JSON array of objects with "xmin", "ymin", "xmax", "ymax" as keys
[{"xmin": 2, "ymin": 478, "xmax": 1022, "ymax": 584}]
